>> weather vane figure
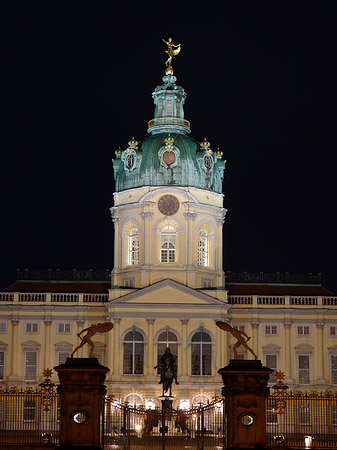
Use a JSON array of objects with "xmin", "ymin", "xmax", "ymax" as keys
[
  {"xmin": 71, "ymin": 322, "xmax": 114, "ymax": 358},
  {"xmin": 216, "ymin": 321, "xmax": 258, "ymax": 360},
  {"xmin": 163, "ymin": 38, "xmax": 181, "ymax": 74}
]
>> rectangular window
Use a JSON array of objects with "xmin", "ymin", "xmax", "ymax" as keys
[
  {"xmin": 201, "ymin": 279, "xmax": 213, "ymax": 288},
  {"xmin": 23, "ymin": 400, "xmax": 36, "ymax": 422},
  {"xmin": 265, "ymin": 325, "xmax": 278, "ymax": 336},
  {"xmin": 331, "ymin": 355, "xmax": 337, "ymax": 384},
  {"xmin": 299, "ymin": 404, "xmax": 311, "ymax": 425},
  {"xmin": 58, "ymin": 323, "xmax": 71, "ymax": 334},
  {"xmin": 332, "ymin": 405, "xmax": 337, "ymax": 426},
  {"xmin": 123, "ymin": 278, "xmax": 135, "ymax": 288},
  {"xmin": 233, "ymin": 325, "xmax": 245, "ymax": 333},
  {"xmin": 25, "ymin": 351, "xmax": 37, "ymax": 381},
  {"xmin": 0, "ymin": 351, "xmax": 4, "ymax": 380},
  {"xmin": 297, "ymin": 325, "xmax": 310, "ymax": 336},
  {"xmin": 298, "ymin": 355, "xmax": 310, "ymax": 384},
  {"xmin": 329, "ymin": 326, "xmax": 336, "ymax": 337},
  {"xmin": 166, "ymin": 100, "xmax": 173, "ymax": 116},
  {"xmin": 266, "ymin": 354, "xmax": 277, "ymax": 382},
  {"xmin": 58, "ymin": 351, "xmax": 70, "ymax": 365},
  {"xmin": 25, "ymin": 322, "xmax": 39, "ymax": 334},
  {"xmin": 267, "ymin": 399, "xmax": 278, "ymax": 425},
  {"xmin": 0, "ymin": 321, "xmax": 7, "ymax": 333}
]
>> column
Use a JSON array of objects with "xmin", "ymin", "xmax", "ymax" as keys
[
  {"xmin": 10, "ymin": 318, "xmax": 20, "ymax": 379},
  {"xmin": 283, "ymin": 320, "xmax": 293, "ymax": 383},
  {"xmin": 105, "ymin": 314, "xmax": 114, "ymax": 379},
  {"xmin": 141, "ymin": 211, "xmax": 153, "ymax": 267},
  {"xmin": 76, "ymin": 319, "xmax": 85, "ymax": 357},
  {"xmin": 111, "ymin": 214, "xmax": 121, "ymax": 270},
  {"xmin": 183, "ymin": 212, "xmax": 196, "ymax": 268},
  {"xmin": 216, "ymin": 216, "xmax": 225, "ymax": 270},
  {"xmin": 216, "ymin": 321, "xmax": 222, "ymax": 370},
  {"xmin": 43, "ymin": 317, "xmax": 52, "ymax": 369},
  {"xmin": 251, "ymin": 320, "xmax": 260, "ymax": 359},
  {"xmin": 113, "ymin": 317, "xmax": 121, "ymax": 377},
  {"xmin": 315, "ymin": 321, "xmax": 325, "ymax": 384},
  {"xmin": 180, "ymin": 318, "xmax": 189, "ymax": 379},
  {"xmin": 147, "ymin": 318, "xmax": 155, "ymax": 379}
]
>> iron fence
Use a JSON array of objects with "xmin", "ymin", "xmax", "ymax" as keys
[
  {"xmin": 267, "ymin": 389, "xmax": 337, "ymax": 449},
  {"xmin": 103, "ymin": 397, "xmax": 225, "ymax": 450},
  {"xmin": 0, "ymin": 385, "xmax": 59, "ymax": 445}
]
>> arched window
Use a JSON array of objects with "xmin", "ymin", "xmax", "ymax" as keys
[
  {"xmin": 192, "ymin": 394, "xmax": 210, "ymax": 407},
  {"xmin": 125, "ymin": 393, "xmax": 143, "ymax": 408},
  {"xmin": 160, "ymin": 225, "xmax": 176, "ymax": 263},
  {"xmin": 191, "ymin": 330, "xmax": 212, "ymax": 376},
  {"xmin": 198, "ymin": 229, "xmax": 208, "ymax": 266},
  {"xmin": 157, "ymin": 330, "xmax": 178, "ymax": 373},
  {"xmin": 123, "ymin": 329, "xmax": 144, "ymax": 374},
  {"xmin": 129, "ymin": 228, "xmax": 140, "ymax": 265}
]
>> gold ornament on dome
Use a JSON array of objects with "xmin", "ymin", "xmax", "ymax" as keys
[
  {"xmin": 200, "ymin": 137, "xmax": 211, "ymax": 150},
  {"xmin": 163, "ymin": 38, "xmax": 181, "ymax": 75},
  {"xmin": 128, "ymin": 137, "xmax": 138, "ymax": 149},
  {"xmin": 164, "ymin": 134, "xmax": 174, "ymax": 151},
  {"xmin": 216, "ymin": 147, "xmax": 223, "ymax": 158},
  {"xmin": 115, "ymin": 146, "xmax": 122, "ymax": 158}
]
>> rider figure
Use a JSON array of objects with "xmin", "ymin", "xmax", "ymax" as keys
[{"xmin": 154, "ymin": 347, "xmax": 179, "ymax": 394}]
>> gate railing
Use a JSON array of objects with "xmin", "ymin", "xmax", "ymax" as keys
[
  {"xmin": 0, "ymin": 385, "xmax": 59, "ymax": 445},
  {"xmin": 103, "ymin": 397, "xmax": 225, "ymax": 450},
  {"xmin": 267, "ymin": 389, "xmax": 337, "ymax": 448}
]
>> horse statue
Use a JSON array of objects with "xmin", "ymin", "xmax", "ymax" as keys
[{"xmin": 154, "ymin": 347, "xmax": 179, "ymax": 396}]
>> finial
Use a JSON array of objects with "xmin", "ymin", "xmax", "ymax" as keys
[
  {"xmin": 163, "ymin": 38, "xmax": 181, "ymax": 75},
  {"xmin": 115, "ymin": 146, "xmax": 122, "ymax": 158},
  {"xmin": 216, "ymin": 147, "xmax": 223, "ymax": 159},
  {"xmin": 200, "ymin": 137, "xmax": 211, "ymax": 150},
  {"xmin": 128, "ymin": 137, "xmax": 138, "ymax": 149}
]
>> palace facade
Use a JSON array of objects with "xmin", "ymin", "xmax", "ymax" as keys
[{"xmin": 0, "ymin": 51, "xmax": 336, "ymax": 409}]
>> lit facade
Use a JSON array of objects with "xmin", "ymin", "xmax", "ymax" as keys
[{"xmin": 0, "ymin": 56, "xmax": 336, "ymax": 408}]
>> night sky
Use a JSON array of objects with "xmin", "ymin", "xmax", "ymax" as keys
[{"xmin": 2, "ymin": 4, "xmax": 337, "ymax": 293}]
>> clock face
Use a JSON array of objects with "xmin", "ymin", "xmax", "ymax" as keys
[{"xmin": 158, "ymin": 195, "xmax": 179, "ymax": 216}]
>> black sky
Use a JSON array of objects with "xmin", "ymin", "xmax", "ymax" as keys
[{"xmin": 1, "ymin": 4, "xmax": 337, "ymax": 292}]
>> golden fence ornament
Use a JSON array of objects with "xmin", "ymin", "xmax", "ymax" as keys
[
  {"xmin": 39, "ymin": 368, "xmax": 56, "ymax": 412},
  {"xmin": 271, "ymin": 371, "xmax": 288, "ymax": 415}
]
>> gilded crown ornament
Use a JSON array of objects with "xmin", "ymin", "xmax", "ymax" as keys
[
  {"xmin": 115, "ymin": 146, "xmax": 122, "ymax": 158},
  {"xmin": 128, "ymin": 137, "xmax": 138, "ymax": 149},
  {"xmin": 163, "ymin": 38, "xmax": 181, "ymax": 75},
  {"xmin": 216, "ymin": 147, "xmax": 223, "ymax": 158},
  {"xmin": 200, "ymin": 137, "xmax": 211, "ymax": 150}
]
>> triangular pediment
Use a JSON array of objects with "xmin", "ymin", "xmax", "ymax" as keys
[{"xmin": 110, "ymin": 278, "xmax": 228, "ymax": 307}]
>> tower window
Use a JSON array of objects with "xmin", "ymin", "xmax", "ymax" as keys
[
  {"xmin": 160, "ymin": 225, "xmax": 176, "ymax": 263},
  {"xmin": 198, "ymin": 229, "xmax": 208, "ymax": 266},
  {"xmin": 129, "ymin": 228, "xmax": 140, "ymax": 265}
]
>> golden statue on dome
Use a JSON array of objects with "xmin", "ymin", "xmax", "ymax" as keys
[{"xmin": 163, "ymin": 37, "xmax": 181, "ymax": 75}]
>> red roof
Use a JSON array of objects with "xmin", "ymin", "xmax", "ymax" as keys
[
  {"xmin": 3, "ymin": 281, "xmax": 110, "ymax": 294},
  {"xmin": 226, "ymin": 283, "xmax": 334, "ymax": 296}
]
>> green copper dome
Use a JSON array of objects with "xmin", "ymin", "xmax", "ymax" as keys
[{"xmin": 113, "ymin": 72, "xmax": 225, "ymax": 193}]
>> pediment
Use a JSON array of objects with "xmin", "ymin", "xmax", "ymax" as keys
[{"xmin": 110, "ymin": 279, "xmax": 228, "ymax": 307}]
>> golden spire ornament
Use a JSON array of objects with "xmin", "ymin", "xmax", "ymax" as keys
[{"xmin": 163, "ymin": 37, "xmax": 181, "ymax": 75}]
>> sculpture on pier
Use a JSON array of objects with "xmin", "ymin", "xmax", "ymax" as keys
[
  {"xmin": 216, "ymin": 321, "xmax": 257, "ymax": 360},
  {"xmin": 71, "ymin": 322, "xmax": 114, "ymax": 358}
]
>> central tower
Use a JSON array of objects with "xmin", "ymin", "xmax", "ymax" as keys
[{"xmin": 110, "ymin": 40, "xmax": 227, "ymax": 297}]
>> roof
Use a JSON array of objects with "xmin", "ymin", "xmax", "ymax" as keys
[{"xmin": 3, "ymin": 281, "xmax": 110, "ymax": 293}]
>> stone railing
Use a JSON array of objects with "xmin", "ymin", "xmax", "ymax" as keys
[
  {"xmin": 0, "ymin": 293, "xmax": 109, "ymax": 303},
  {"xmin": 227, "ymin": 296, "xmax": 252, "ymax": 305},
  {"xmin": 258, "ymin": 296, "xmax": 285, "ymax": 305}
]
